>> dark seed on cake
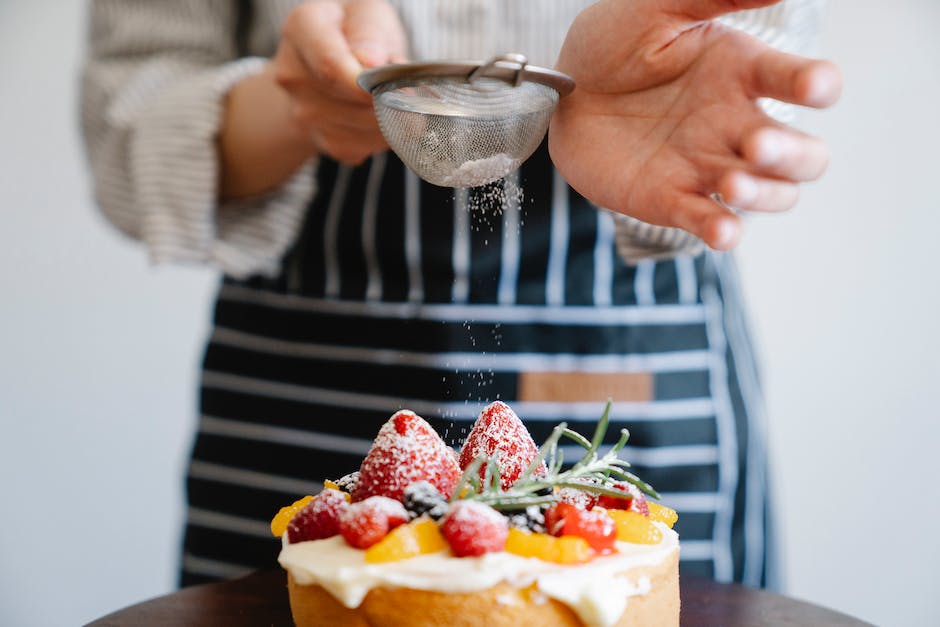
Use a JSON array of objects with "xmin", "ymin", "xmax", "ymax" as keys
[
  {"xmin": 333, "ymin": 471, "xmax": 360, "ymax": 495},
  {"xmin": 403, "ymin": 481, "xmax": 449, "ymax": 521}
]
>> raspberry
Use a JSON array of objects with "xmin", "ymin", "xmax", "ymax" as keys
[
  {"xmin": 287, "ymin": 489, "xmax": 349, "ymax": 543},
  {"xmin": 339, "ymin": 496, "xmax": 409, "ymax": 549},
  {"xmin": 596, "ymin": 483, "xmax": 649, "ymax": 516},
  {"xmin": 544, "ymin": 502, "xmax": 616, "ymax": 553},
  {"xmin": 353, "ymin": 411, "xmax": 462, "ymax": 502},
  {"xmin": 441, "ymin": 501, "xmax": 509, "ymax": 557},
  {"xmin": 458, "ymin": 401, "xmax": 547, "ymax": 490},
  {"xmin": 402, "ymin": 481, "xmax": 449, "ymax": 521}
]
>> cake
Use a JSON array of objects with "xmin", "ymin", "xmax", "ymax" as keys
[{"xmin": 273, "ymin": 401, "xmax": 680, "ymax": 627}]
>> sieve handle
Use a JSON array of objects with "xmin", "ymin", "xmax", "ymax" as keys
[{"xmin": 467, "ymin": 53, "xmax": 529, "ymax": 87}]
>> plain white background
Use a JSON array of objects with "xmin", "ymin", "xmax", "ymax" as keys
[{"xmin": 1, "ymin": 1, "xmax": 938, "ymax": 625}]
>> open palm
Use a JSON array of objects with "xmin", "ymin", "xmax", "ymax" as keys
[{"xmin": 549, "ymin": 0, "xmax": 841, "ymax": 250}]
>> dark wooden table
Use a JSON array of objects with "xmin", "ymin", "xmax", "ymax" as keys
[{"xmin": 88, "ymin": 569, "xmax": 872, "ymax": 626}]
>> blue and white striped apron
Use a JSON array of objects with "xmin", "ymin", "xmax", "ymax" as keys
[{"xmin": 181, "ymin": 141, "xmax": 773, "ymax": 590}]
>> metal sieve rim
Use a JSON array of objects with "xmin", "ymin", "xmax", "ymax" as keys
[{"xmin": 357, "ymin": 54, "xmax": 575, "ymax": 97}]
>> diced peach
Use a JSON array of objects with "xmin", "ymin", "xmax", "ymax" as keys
[
  {"xmin": 270, "ymin": 495, "xmax": 315, "ymax": 537},
  {"xmin": 505, "ymin": 528, "xmax": 593, "ymax": 564},
  {"xmin": 647, "ymin": 502, "xmax": 678, "ymax": 528},
  {"xmin": 364, "ymin": 518, "xmax": 448, "ymax": 563},
  {"xmin": 554, "ymin": 535, "xmax": 594, "ymax": 564},
  {"xmin": 607, "ymin": 510, "xmax": 663, "ymax": 544}
]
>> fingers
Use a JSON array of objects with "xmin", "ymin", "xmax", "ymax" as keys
[
  {"xmin": 740, "ymin": 125, "xmax": 830, "ymax": 182},
  {"xmin": 281, "ymin": 2, "xmax": 368, "ymax": 103},
  {"xmin": 716, "ymin": 171, "xmax": 799, "ymax": 213},
  {"xmin": 344, "ymin": 0, "xmax": 409, "ymax": 67},
  {"xmin": 658, "ymin": 0, "xmax": 780, "ymax": 22},
  {"xmin": 670, "ymin": 193, "xmax": 743, "ymax": 251},
  {"xmin": 750, "ymin": 51, "xmax": 842, "ymax": 108}
]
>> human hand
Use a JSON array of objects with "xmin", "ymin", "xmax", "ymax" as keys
[
  {"xmin": 549, "ymin": 0, "xmax": 842, "ymax": 250},
  {"xmin": 273, "ymin": 0, "xmax": 408, "ymax": 164}
]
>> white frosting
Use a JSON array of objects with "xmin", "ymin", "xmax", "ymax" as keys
[{"xmin": 279, "ymin": 524, "xmax": 678, "ymax": 627}]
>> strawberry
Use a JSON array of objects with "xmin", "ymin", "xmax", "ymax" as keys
[
  {"xmin": 441, "ymin": 501, "xmax": 509, "ymax": 557},
  {"xmin": 458, "ymin": 401, "xmax": 546, "ymax": 490},
  {"xmin": 544, "ymin": 502, "xmax": 616, "ymax": 553},
  {"xmin": 287, "ymin": 489, "xmax": 349, "ymax": 543},
  {"xmin": 353, "ymin": 410, "xmax": 462, "ymax": 502},
  {"xmin": 339, "ymin": 496, "xmax": 409, "ymax": 549},
  {"xmin": 596, "ymin": 482, "xmax": 649, "ymax": 516}
]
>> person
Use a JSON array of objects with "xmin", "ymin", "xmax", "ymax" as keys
[{"xmin": 81, "ymin": 0, "xmax": 841, "ymax": 588}]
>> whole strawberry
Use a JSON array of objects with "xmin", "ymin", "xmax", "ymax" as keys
[
  {"xmin": 441, "ymin": 501, "xmax": 509, "ymax": 557},
  {"xmin": 353, "ymin": 410, "xmax": 462, "ymax": 502},
  {"xmin": 339, "ymin": 496, "xmax": 409, "ymax": 549},
  {"xmin": 459, "ymin": 401, "xmax": 546, "ymax": 490},
  {"xmin": 287, "ymin": 489, "xmax": 349, "ymax": 543},
  {"xmin": 596, "ymin": 482, "xmax": 649, "ymax": 516}
]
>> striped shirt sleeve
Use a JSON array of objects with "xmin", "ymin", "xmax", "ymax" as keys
[{"xmin": 80, "ymin": 0, "xmax": 316, "ymax": 279}]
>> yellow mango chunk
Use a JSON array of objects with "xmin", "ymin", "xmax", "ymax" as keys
[
  {"xmin": 608, "ymin": 510, "xmax": 663, "ymax": 545},
  {"xmin": 365, "ymin": 518, "xmax": 448, "ymax": 564},
  {"xmin": 647, "ymin": 502, "xmax": 678, "ymax": 529},
  {"xmin": 505, "ymin": 528, "xmax": 593, "ymax": 564},
  {"xmin": 554, "ymin": 535, "xmax": 594, "ymax": 564},
  {"xmin": 270, "ymin": 495, "xmax": 314, "ymax": 537}
]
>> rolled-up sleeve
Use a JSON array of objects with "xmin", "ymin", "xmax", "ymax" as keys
[{"xmin": 81, "ymin": 0, "xmax": 316, "ymax": 278}]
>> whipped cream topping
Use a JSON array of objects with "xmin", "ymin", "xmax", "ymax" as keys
[{"xmin": 279, "ymin": 524, "xmax": 678, "ymax": 627}]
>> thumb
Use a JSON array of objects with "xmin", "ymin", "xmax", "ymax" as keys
[{"xmin": 344, "ymin": 0, "xmax": 409, "ymax": 68}]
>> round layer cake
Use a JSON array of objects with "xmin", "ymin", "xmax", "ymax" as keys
[
  {"xmin": 272, "ymin": 401, "xmax": 680, "ymax": 627},
  {"xmin": 280, "ymin": 528, "xmax": 679, "ymax": 627}
]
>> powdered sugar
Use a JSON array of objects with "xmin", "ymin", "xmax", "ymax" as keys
[
  {"xmin": 353, "ymin": 410, "xmax": 461, "ymax": 502},
  {"xmin": 458, "ymin": 401, "xmax": 546, "ymax": 489},
  {"xmin": 440, "ymin": 153, "xmax": 520, "ymax": 188}
]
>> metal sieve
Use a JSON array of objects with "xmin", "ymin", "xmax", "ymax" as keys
[{"xmin": 358, "ymin": 53, "xmax": 575, "ymax": 188}]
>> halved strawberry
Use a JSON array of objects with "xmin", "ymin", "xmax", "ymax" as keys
[
  {"xmin": 458, "ymin": 401, "xmax": 546, "ymax": 490},
  {"xmin": 353, "ymin": 410, "xmax": 461, "ymax": 502}
]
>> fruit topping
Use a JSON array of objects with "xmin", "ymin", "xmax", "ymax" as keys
[
  {"xmin": 544, "ymin": 503, "xmax": 616, "ymax": 553},
  {"xmin": 365, "ymin": 518, "xmax": 449, "ymax": 563},
  {"xmin": 459, "ymin": 401, "xmax": 547, "ymax": 490},
  {"xmin": 596, "ymin": 482, "xmax": 649, "ymax": 516},
  {"xmin": 270, "ymin": 495, "xmax": 314, "ymax": 537},
  {"xmin": 287, "ymin": 490, "xmax": 349, "ymax": 543},
  {"xmin": 505, "ymin": 528, "xmax": 593, "ymax": 564},
  {"xmin": 331, "ymin": 471, "xmax": 360, "ymax": 495},
  {"xmin": 441, "ymin": 501, "xmax": 509, "ymax": 557},
  {"xmin": 647, "ymin": 502, "xmax": 678, "ymax": 528},
  {"xmin": 506, "ymin": 505, "xmax": 547, "ymax": 534},
  {"xmin": 339, "ymin": 496, "xmax": 409, "ymax": 549},
  {"xmin": 556, "ymin": 486, "xmax": 598, "ymax": 510},
  {"xmin": 403, "ymin": 481, "xmax": 449, "ymax": 521},
  {"xmin": 608, "ymin": 510, "xmax": 663, "ymax": 545},
  {"xmin": 353, "ymin": 410, "xmax": 462, "ymax": 502}
]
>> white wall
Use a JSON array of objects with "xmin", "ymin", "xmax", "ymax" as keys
[
  {"xmin": 735, "ymin": 2, "xmax": 940, "ymax": 625},
  {"xmin": 1, "ymin": 1, "xmax": 937, "ymax": 626}
]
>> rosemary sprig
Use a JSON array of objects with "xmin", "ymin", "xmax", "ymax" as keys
[{"xmin": 453, "ymin": 400, "xmax": 660, "ymax": 510}]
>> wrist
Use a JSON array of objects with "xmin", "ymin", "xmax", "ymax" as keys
[{"xmin": 219, "ymin": 63, "xmax": 318, "ymax": 201}]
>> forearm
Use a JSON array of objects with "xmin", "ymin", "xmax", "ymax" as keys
[{"xmin": 218, "ymin": 64, "xmax": 318, "ymax": 201}]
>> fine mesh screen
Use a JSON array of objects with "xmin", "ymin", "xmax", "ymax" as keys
[{"xmin": 372, "ymin": 77, "xmax": 559, "ymax": 188}]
